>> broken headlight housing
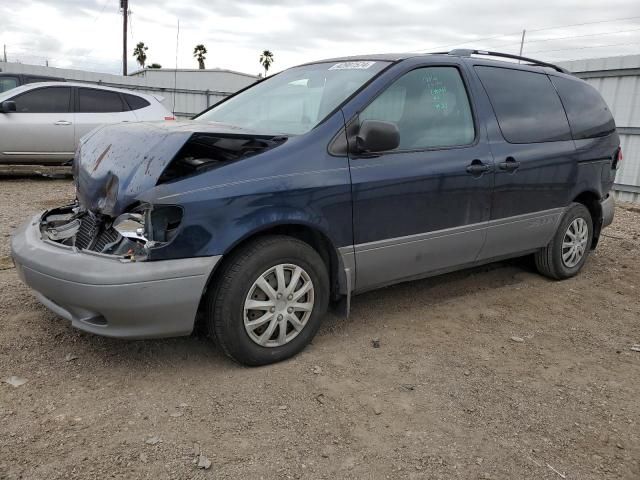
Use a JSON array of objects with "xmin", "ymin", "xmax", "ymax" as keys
[{"xmin": 41, "ymin": 203, "xmax": 183, "ymax": 261}]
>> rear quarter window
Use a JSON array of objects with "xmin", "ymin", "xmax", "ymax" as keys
[
  {"xmin": 124, "ymin": 93, "xmax": 151, "ymax": 110},
  {"xmin": 475, "ymin": 66, "xmax": 572, "ymax": 144},
  {"xmin": 550, "ymin": 76, "xmax": 616, "ymax": 139}
]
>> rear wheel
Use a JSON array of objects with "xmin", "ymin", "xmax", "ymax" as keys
[
  {"xmin": 535, "ymin": 203, "xmax": 593, "ymax": 280},
  {"xmin": 206, "ymin": 236, "xmax": 329, "ymax": 366}
]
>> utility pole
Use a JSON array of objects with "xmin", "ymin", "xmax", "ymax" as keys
[
  {"xmin": 121, "ymin": 0, "xmax": 129, "ymax": 76},
  {"xmin": 3, "ymin": 44, "xmax": 7, "ymax": 63},
  {"xmin": 518, "ymin": 29, "xmax": 526, "ymax": 58}
]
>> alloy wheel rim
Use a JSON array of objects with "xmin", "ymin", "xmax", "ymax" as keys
[
  {"xmin": 243, "ymin": 263, "xmax": 315, "ymax": 347},
  {"xmin": 562, "ymin": 217, "xmax": 589, "ymax": 268}
]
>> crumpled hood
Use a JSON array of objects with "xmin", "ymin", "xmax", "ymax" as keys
[{"xmin": 74, "ymin": 121, "xmax": 262, "ymax": 216}]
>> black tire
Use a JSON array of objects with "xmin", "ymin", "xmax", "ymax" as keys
[
  {"xmin": 535, "ymin": 203, "xmax": 593, "ymax": 280},
  {"xmin": 206, "ymin": 235, "xmax": 329, "ymax": 366}
]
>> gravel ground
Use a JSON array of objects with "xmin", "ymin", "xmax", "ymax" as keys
[{"xmin": 1, "ymin": 178, "xmax": 639, "ymax": 480}]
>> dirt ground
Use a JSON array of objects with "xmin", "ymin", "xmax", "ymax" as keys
[{"xmin": 1, "ymin": 178, "xmax": 639, "ymax": 480}]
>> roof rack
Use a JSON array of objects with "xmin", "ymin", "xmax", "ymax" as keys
[{"xmin": 444, "ymin": 49, "xmax": 570, "ymax": 74}]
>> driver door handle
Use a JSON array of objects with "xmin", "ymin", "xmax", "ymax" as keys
[
  {"xmin": 54, "ymin": 120, "xmax": 72, "ymax": 126},
  {"xmin": 466, "ymin": 160, "xmax": 491, "ymax": 175}
]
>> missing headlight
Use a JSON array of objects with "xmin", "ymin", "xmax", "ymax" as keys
[
  {"xmin": 149, "ymin": 206, "xmax": 183, "ymax": 243},
  {"xmin": 40, "ymin": 203, "xmax": 183, "ymax": 261}
]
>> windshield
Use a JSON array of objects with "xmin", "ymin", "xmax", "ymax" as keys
[{"xmin": 196, "ymin": 61, "xmax": 390, "ymax": 135}]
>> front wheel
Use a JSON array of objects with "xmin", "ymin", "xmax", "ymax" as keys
[
  {"xmin": 535, "ymin": 203, "xmax": 593, "ymax": 280},
  {"xmin": 206, "ymin": 236, "xmax": 329, "ymax": 366}
]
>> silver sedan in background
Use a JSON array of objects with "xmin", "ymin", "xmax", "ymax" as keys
[{"xmin": 0, "ymin": 82, "xmax": 174, "ymax": 165}]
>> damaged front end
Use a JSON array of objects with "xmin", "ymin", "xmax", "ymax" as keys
[
  {"xmin": 40, "ymin": 203, "xmax": 182, "ymax": 261},
  {"xmin": 55, "ymin": 121, "xmax": 287, "ymax": 261}
]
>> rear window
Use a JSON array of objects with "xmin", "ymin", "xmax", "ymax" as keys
[
  {"xmin": 124, "ymin": 93, "xmax": 151, "ymax": 110},
  {"xmin": 475, "ymin": 66, "xmax": 572, "ymax": 144},
  {"xmin": 78, "ymin": 88, "xmax": 126, "ymax": 113},
  {"xmin": 12, "ymin": 87, "xmax": 71, "ymax": 113},
  {"xmin": 550, "ymin": 76, "xmax": 616, "ymax": 139}
]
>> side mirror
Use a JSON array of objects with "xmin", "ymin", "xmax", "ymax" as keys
[
  {"xmin": 0, "ymin": 101, "xmax": 16, "ymax": 113},
  {"xmin": 355, "ymin": 119, "xmax": 400, "ymax": 154}
]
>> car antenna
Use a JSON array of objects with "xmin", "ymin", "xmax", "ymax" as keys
[{"xmin": 172, "ymin": 19, "xmax": 180, "ymax": 116}]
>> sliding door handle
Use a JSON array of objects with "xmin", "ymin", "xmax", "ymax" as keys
[
  {"xmin": 498, "ymin": 157, "xmax": 520, "ymax": 172},
  {"xmin": 54, "ymin": 120, "xmax": 72, "ymax": 126}
]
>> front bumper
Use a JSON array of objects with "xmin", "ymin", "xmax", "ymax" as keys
[
  {"xmin": 11, "ymin": 214, "xmax": 221, "ymax": 339},
  {"xmin": 601, "ymin": 194, "xmax": 615, "ymax": 229}
]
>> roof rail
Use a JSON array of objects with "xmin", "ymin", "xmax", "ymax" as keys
[{"xmin": 446, "ymin": 49, "xmax": 570, "ymax": 74}]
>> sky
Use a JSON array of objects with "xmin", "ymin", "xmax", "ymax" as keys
[{"xmin": 1, "ymin": 0, "xmax": 640, "ymax": 76}]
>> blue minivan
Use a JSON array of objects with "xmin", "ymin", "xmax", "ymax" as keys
[{"xmin": 12, "ymin": 50, "xmax": 620, "ymax": 365}]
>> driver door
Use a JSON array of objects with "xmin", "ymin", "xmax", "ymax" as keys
[{"xmin": 348, "ymin": 64, "xmax": 494, "ymax": 291}]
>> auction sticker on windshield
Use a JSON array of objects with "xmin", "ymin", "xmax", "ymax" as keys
[{"xmin": 329, "ymin": 61, "xmax": 376, "ymax": 70}]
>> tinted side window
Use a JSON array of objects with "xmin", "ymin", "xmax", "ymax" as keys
[
  {"xmin": 550, "ymin": 76, "xmax": 616, "ymax": 139},
  {"xmin": 78, "ymin": 88, "xmax": 125, "ymax": 113},
  {"xmin": 0, "ymin": 77, "xmax": 19, "ymax": 93},
  {"xmin": 12, "ymin": 87, "xmax": 71, "ymax": 113},
  {"xmin": 475, "ymin": 66, "xmax": 571, "ymax": 143},
  {"xmin": 360, "ymin": 66, "xmax": 475, "ymax": 150},
  {"xmin": 124, "ymin": 93, "xmax": 151, "ymax": 110}
]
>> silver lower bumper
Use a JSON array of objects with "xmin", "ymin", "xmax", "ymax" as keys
[
  {"xmin": 601, "ymin": 194, "xmax": 615, "ymax": 229},
  {"xmin": 11, "ymin": 214, "xmax": 221, "ymax": 339}
]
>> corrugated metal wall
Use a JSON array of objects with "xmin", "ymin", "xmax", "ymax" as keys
[
  {"xmin": 0, "ymin": 62, "xmax": 257, "ymax": 119},
  {"xmin": 560, "ymin": 55, "xmax": 640, "ymax": 203}
]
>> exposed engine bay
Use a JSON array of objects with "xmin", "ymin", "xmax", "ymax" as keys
[
  {"xmin": 40, "ymin": 203, "xmax": 182, "ymax": 261},
  {"xmin": 158, "ymin": 133, "xmax": 287, "ymax": 183}
]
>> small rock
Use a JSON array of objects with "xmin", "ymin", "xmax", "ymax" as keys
[
  {"xmin": 373, "ymin": 405, "xmax": 382, "ymax": 415},
  {"xmin": 630, "ymin": 345, "xmax": 640, "ymax": 353},
  {"xmin": 616, "ymin": 443, "xmax": 624, "ymax": 450},
  {"xmin": 475, "ymin": 457, "xmax": 484, "ymax": 465},
  {"xmin": 145, "ymin": 435, "xmax": 162, "ymax": 445},
  {"xmin": 400, "ymin": 384, "xmax": 415, "ymax": 391},
  {"xmin": 315, "ymin": 394, "xmax": 326, "ymax": 405},
  {"xmin": 510, "ymin": 336, "xmax": 525, "ymax": 343},
  {"xmin": 278, "ymin": 405, "xmax": 288, "ymax": 410},
  {"xmin": 312, "ymin": 365, "xmax": 322, "ymax": 375},
  {"xmin": 179, "ymin": 402, "xmax": 189, "ymax": 408},
  {"xmin": 64, "ymin": 353, "xmax": 79, "ymax": 362},
  {"xmin": 197, "ymin": 454, "xmax": 212, "ymax": 470},
  {"xmin": 371, "ymin": 338, "xmax": 381, "ymax": 348},
  {"xmin": 463, "ymin": 370, "xmax": 471, "ymax": 376},
  {"xmin": 4, "ymin": 376, "xmax": 28, "ymax": 387},
  {"xmin": 139, "ymin": 453, "xmax": 148, "ymax": 463},
  {"xmin": 169, "ymin": 411, "xmax": 183, "ymax": 418}
]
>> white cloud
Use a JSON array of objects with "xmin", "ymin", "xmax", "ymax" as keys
[{"xmin": 1, "ymin": 0, "xmax": 639, "ymax": 75}]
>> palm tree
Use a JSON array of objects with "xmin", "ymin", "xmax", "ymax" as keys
[
  {"xmin": 133, "ymin": 42, "xmax": 148, "ymax": 69},
  {"xmin": 193, "ymin": 44, "xmax": 207, "ymax": 70},
  {"xmin": 259, "ymin": 50, "xmax": 274, "ymax": 77}
]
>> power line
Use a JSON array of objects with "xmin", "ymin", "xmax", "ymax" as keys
[
  {"xmin": 412, "ymin": 15, "xmax": 640, "ymax": 53},
  {"xmin": 527, "ymin": 41, "xmax": 640, "ymax": 55},
  {"xmin": 89, "ymin": 0, "xmax": 111, "ymax": 26},
  {"xmin": 527, "ymin": 15, "xmax": 640, "ymax": 33},
  {"xmin": 485, "ymin": 28, "xmax": 640, "ymax": 50}
]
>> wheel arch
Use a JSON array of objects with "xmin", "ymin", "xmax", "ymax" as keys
[
  {"xmin": 194, "ymin": 221, "xmax": 350, "ymax": 332},
  {"xmin": 572, "ymin": 190, "xmax": 602, "ymax": 248}
]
